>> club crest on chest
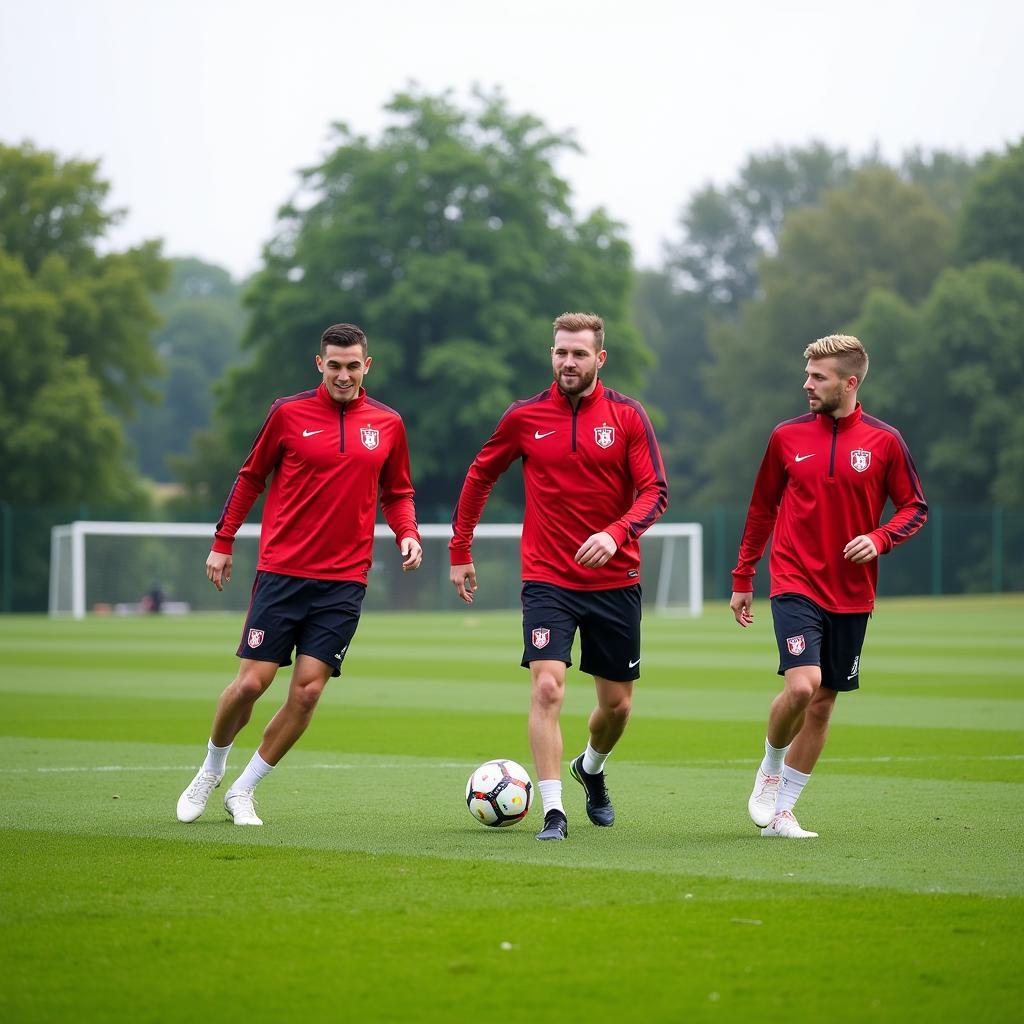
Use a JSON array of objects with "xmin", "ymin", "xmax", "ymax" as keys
[
  {"xmin": 594, "ymin": 425, "xmax": 615, "ymax": 449},
  {"xmin": 850, "ymin": 449, "xmax": 871, "ymax": 473},
  {"xmin": 360, "ymin": 427, "xmax": 380, "ymax": 450}
]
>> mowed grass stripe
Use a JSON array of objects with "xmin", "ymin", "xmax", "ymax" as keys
[{"xmin": 2, "ymin": 738, "xmax": 1020, "ymax": 896}]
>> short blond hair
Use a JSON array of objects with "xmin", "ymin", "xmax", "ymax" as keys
[
  {"xmin": 804, "ymin": 334, "xmax": 868, "ymax": 384},
  {"xmin": 553, "ymin": 312, "xmax": 604, "ymax": 350}
]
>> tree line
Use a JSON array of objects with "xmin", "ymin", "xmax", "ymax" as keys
[{"xmin": 2, "ymin": 88, "xmax": 1022, "ymax": 538}]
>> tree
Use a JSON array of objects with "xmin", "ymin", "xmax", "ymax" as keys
[
  {"xmin": 0, "ymin": 143, "xmax": 167, "ymax": 414},
  {"xmin": 664, "ymin": 142, "xmax": 856, "ymax": 313},
  {"xmin": 856, "ymin": 261, "xmax": 1024, "ymax": 506},
  {"xmin": 182, "ymin": 89, "xmax": 647, "ymax": 516},
  {"xmin": 698, "ymin": 168, "xmax": 954, "ymax": 502},
  {"xmin": 128, "ymin": 258, "xmax": 246, "ymax": 481},
  {"xmin": 956, "ymin": 138, "xmax": 1024, "ymax": 271}
]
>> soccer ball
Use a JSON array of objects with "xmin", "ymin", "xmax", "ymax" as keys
[{"xmin": 466, "ymin": 759, "xmax": 533, "ymax": 827}]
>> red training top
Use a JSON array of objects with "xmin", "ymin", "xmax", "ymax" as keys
[
  {"xmin": 731, "ymin": 404, "xmax": 927, "ymax": 612},
  {"xmin": 213, "ymin": 384, "xmax": 419, "ymax": 583},
  {"xmin": 450, "ymin": 380, "xmax": 668, "ymax": 591}
]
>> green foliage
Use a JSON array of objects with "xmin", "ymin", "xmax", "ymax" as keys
[
  {"xmin": 957, "ymin": 138, "xmax": 1024, "ymax": 270},
  {"xmin": 698, "ymin": 168, "xmax": 954, "ymax": 502},
  {"xmin": 181, "ymin": 88, "xmax": 646, "ymax": 516},
  {"xmin": 0, "ymin": 251, "xmax": 134, "ymax": 504},
  {"xmin": 129, "ymin": 258, "xmax": 246, "ymax": 481},
  {"xmin": 856, "ymin": 261, "xmax": 1024, "ymax": 506}
]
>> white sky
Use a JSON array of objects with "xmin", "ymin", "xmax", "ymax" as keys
[{"xmin": 2, "ymin": 0, "xmax": 1022, "ymax": 279}]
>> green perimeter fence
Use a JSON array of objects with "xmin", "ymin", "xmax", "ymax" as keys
[{"xmin": 1, "ymin": 502, "xmax": 1021, "ymax": 614}]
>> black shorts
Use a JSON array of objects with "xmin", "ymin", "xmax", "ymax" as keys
[
  {"xmin": 521, "ymin": 581, "xmax": 642, "ymax": 682},
  {"xmin": 237, "ymin": 572, "xmax": 366, "ymax": 677},
  {"xmin": 770, "ymin": 593, "xmax": 869, "ymax": 692}
]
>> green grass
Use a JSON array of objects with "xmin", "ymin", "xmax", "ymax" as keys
[{"xmin": 1, "ymin": 596, "xmax": 1022, "ymax": 1022}]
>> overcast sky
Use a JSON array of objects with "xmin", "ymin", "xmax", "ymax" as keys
[{"xmin": 2, "ymin": 0, "xmax": 1022, "ymax": 279}]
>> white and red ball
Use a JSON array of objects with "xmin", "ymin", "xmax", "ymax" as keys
[{"xmin": 466, "ymin": 759, "xmax": 533, "ymax": 827}]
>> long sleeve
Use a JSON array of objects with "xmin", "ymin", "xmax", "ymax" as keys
[
  {"xmin": 212, "ymin": 403, "xmax": 284, "ymax": 554},
  {"xmin": 604, "ymin": 405, "xmax": 669, "ymax": 548},
  {"xmin": 449, "ymin": 411, "xmax": 522, "ymax": 564},
  {"xmin": 869, "ymin": 432, "xmax": 928, "ymax": 555},
  {"xmin": 379, "ymin": 419, "xmax": 420, "ymax": 547},
  {"xmin": 731, "ymin": 433, "xmax": 787, "ymax": 593}
]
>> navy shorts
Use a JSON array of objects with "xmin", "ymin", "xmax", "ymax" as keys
[
  {"xmin": 521, "ymin": 581, "xmax": 642, "ymax": 682},
  {"xmin": 238, "ymin": 572, "xmax": 366, "ymax": 677},
  {"xmin": 770, "ymin": 593, "xmax": 869, "ymax": 692}
]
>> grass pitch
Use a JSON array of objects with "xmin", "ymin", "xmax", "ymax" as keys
[{"xmin": 1, "ymin": 596, "xmax": 1022, "ymax": 1023}]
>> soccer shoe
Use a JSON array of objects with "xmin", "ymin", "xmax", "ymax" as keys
[
  {"xmin": 748, "ymin": 767, "xmax": 781, "ymax": 828},
  {"xmin": 569, "ymin": 754, "xmax": 615, "ymax": 827},
  {"xmin": 224, "ymin": 788, "xmax": 263, "ymax": 826},
  {"xmin": 176, "ymin": 769, "xmax": 223, "ymax": 823},
  {"xmin": 761, "ymin": 809, "xmax": 818, "ymax": 839},
  {"xmin": 535, "ymin": 810, "xmax": 568, "ymax": 841}
]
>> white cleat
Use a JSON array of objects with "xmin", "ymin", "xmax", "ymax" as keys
[
  {"xmin": 224, "ymin": 788, "xmax": 263, "ymax": 826},
  {"xmin": 748, "ymin": 768, "xmax": 781, "ymax": 827},
  {"xmin": 761, "ymin": 809, "xmax": 818, "ymax": 838},
  {"xmin": 176, "ymin": 770, "xmax": 223, "ymax": 823}
]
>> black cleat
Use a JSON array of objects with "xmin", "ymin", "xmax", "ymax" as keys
[
  {"xmin": 535, "ymin": 809, "xmax": 568, "ymax": 841},
  {"xmin": 570, "ymin": 754, "xmax": 615, "ymax": 826}
]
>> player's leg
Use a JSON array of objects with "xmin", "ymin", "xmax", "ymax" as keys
[
  {"xmin": 529, "ymin": 659, "xmax": 569, "ymax": 839},
  {"xmin": 571, "ymin": 584, "xmax": 641, "ymax": 826},
  {"xmin": 521, "ymin": 583, "xmax": 576, "ymax": 841},
  {"xmin": 748, "ymin": 595, "xmax": 824, "ymax": 828},
  {"xmin": 225, "ymin": 580, "xmax": 365, "ymax": 825},
  {"xmin": 767, "ymin": 608, "xmax": 868, "ymax": 834},
  {"xmin": 176, "ymin": 572, "xmax": 296, "ymax": 823}
]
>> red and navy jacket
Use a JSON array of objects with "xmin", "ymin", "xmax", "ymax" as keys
[
  {"xmin": 450, "ymin": 380, "xmax": 669, "ymax": 591},
  {"xmin": 731, "ymin": 404, "xmax": 927, "ymax": 613},
  {"xmin": 213, "ymin": 384, "xmax": 419, "ymax": 583}
]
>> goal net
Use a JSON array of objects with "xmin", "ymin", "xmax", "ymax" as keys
[{"xmin": 49, "ymin": 521, "xmax": 702, "ymax": 619}]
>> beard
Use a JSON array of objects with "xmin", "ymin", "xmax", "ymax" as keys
[
  {"xmin": 556, "ymin": 366, "xmax": 597, "ymax": 395},
  {"xmin": 809, "ymin": 387, "xmax": 843, "ymax": 415}
]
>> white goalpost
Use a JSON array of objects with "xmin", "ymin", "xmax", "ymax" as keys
[{"xmin": 49, "ymin": 521, "xmax": 702, "ymax": 619}]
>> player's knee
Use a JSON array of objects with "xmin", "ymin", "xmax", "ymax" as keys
[
  {"xmin": 785, "ymin": 671, "xmax": 819, "ymax": 708},
  {"xmin": 232, "ymin": 671, "xmax": 269, "ymax": 704},
  {"xmin": 604, "ymin": 695, "xmax": 632, "ymax": 725},
  {"xmin": 531, "ymin": 674, "xmax": 564, "ymax": 711},
  {"xmin": 291, "ymin": 681, "xmax": 325, "ymax": 714}
]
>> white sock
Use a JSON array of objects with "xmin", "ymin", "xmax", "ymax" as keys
[
  {"xmin": 760, "ymin": 737, "xmax": 789, "ymax": 777},
  {"xmin": 776, "ymin": 764, "xmax": 811, "ymax": 813},
  {"xmin": 538, "ymin": 779, "xmax": 564, "ymax": 816},
  {"xmin": 202, "ymin": 739, "xmax": 231, "ymax": 776},
  {"xmin": 229, "ymin": 751, "xmax": 275, "ymax": 794},
  {"xmin": 581, "ymin": 742, "xmax": 609, "ymax": 775}
]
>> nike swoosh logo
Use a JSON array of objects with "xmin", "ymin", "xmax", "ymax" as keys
[
  {"xmin": 534, "ymin": 430, "xmax": 556, "ymax": 440},
  {"xmin": 794, "ymin": 453, "xmax": 815, "ymax": 462},
  {"xmin": 628, "ymin": 658, "xmax": 641, "ymax": 668},
  {"xmin": 303, "ymin": 429, "xmax": 324, "ymax": 437}
]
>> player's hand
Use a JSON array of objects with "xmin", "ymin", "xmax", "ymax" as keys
[
  {"xmin": 730, "ymin": 591, "xmax": 753, "ymax": 627},
  {"xmin": 450, "ymin": 562, "xmax": 477, "ymax": 604},
  {"xmin": 206, "ymin": 551, "xmax": 232, "ymax": 592},
  {"xmin": 843, "ymin": 535, "xmax": 878, "ymax": 564},
  {"xmin": 574, "ymin": 531, "xmax": 617, "ymax": 568},
  {"xmin": 400, "ymin": 537, "xmax": 423, "ymax": 572}
]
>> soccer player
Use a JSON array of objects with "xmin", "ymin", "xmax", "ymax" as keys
[
  {"xmin": 449, "ymin": 312, "xmax": 668, "ymax": 841},
  {"xmin": 176, "ymin": 323, "xmax": 422, "ymax": 826},
  {"xmin": 730, "ymin": 334, "xmax": 927, "ymax": 838}
]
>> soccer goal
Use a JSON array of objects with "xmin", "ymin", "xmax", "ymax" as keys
[{"xmin": 49, "ymin": 521, "xmax": 702, "ymax": 619}]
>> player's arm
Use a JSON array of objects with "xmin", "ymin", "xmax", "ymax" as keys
[
  {"xmin": 379, "ymin": 419, "xmax": 422, "ymax": 572},
  {"xmin": 855, "ymin": 432, "xmax": 928, "ymax": 561},
  {"xmin": 449, "ymin": 411, "xmax": 522, "ymax": 594},
  {"xmin": 207, "ymin": 403, "xmax": 284, "ymax": 588},
  {"xmin": 730, "ymin": 431, "xmax": 786, "ymax": 620},
  {"xmin": 585, "ymin": 405, "xmax": 668, "ymax": 567}
]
